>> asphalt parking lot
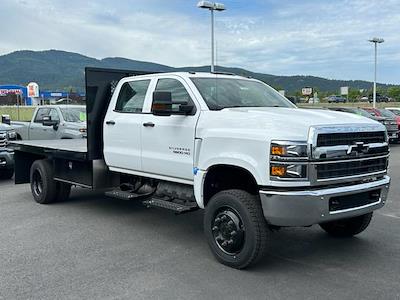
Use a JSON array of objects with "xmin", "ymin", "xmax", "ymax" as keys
[{"xmin": 0, "ymin": 146, "xmax": 399, "ymax": 300}]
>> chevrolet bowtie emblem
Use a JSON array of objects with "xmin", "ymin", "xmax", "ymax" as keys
[{"xmin": 347, "ymin": 142, "xmax": 369, "ymax": 155}]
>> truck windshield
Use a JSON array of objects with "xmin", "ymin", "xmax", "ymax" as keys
[
  {"xmin": 60, "ymin": 107, "xmax": 87, "ymax": 122},
  {"xmin": 190, "ymin": 78, "xmax": 295, "ymax": 110}
]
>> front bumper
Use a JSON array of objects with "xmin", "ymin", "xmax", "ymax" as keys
[
  {"xmin": 0, "ymin": 149, "xmax": 14, "ymax": 169},
  {"xmin": 388, "ymin": 131, "xmax": 398, "ymax": 140},
  {"xmin": 259, "ymin": 176, "xmax": 390, "ymax": 226}
]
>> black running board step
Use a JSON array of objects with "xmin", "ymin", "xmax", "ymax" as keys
[
  {"xmin": 105, "ymin": 190, "xmax": 152, "ymax": 201},
  {"xmin": 143, "ymin": 198, "xmax": 198, "ymax": 213}
]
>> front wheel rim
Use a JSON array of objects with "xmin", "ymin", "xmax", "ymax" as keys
[
  {"xmin": 32, "ymin": 170, "xmax": 43, "ymax": 197},
  {"xmin": 212, "ymin": 207, "xmax": 245, "ymax": 255}
]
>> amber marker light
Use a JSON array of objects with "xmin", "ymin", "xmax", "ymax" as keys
[
  {"xmin": 271, "ymin": 145, "xmax": 286, "ymax": 156},
  {"xmin": 271, "ymin": 166, "xmax": 286, "ymax": 177}
]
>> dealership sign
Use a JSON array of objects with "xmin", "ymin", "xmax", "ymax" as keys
[
  {"xmin": 302, "ymin": 87, "xmax": 313, "ymax": 96},
  {"xmin": 0, "ymin": 89, "xmax": 23, "ymax": 96},
  {"xmin": 27, "ymin": 82, "xmax": 39, "ymax": 98},
  {"xmin": 340, "ymin": 86, "xmax": 349, "ymax": 96}
]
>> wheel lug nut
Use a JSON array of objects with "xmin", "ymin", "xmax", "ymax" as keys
[
  {"xmin": 227, "ymin": 239, "xmax": 233, "ymax": 245},
  {"xmin": 215, "ymin": 217, "xmax": 221, "ymax": 223},
  {"xmin": 230, "ymin": 230, "xmax": 237, "ymax": 236},
  {"xmin": 222, "ymin": 241, "xmax": 228, "ymax": 247},
  {"xmin": 212, "ymin": 226, "xmax": 218, "ymax": 232},
  {"xmin": 227, "ymin": 220, "xmax": 234, "ymax": 226}
]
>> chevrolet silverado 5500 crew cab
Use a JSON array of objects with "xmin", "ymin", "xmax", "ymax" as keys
[{"xmin": 11, "ymin": 68, "xmax": 391, "ymax": 269}]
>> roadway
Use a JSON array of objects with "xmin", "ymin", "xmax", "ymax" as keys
[{"xmin": 0, "ymin": 145, "xmax": 399, "ymax": 299}]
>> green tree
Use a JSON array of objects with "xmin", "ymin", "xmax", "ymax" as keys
[
  {"xmin": 348, "ymin": 88, "xmax": 361, "ymax": 102},
  {"xmin": 388, "ymin": 87, "xmax": 400, "ymax": 101}
]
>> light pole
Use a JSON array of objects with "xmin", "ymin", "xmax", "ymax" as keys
[
  {"xmin": 197, "ymin": 1, "xmax": 226, "ymax": 73},
  {"xmin": 368, "ymin": 37, "xmax": 384, "ymax": 108}
]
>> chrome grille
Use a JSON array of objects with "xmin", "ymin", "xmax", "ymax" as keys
[
  {"xmin": 309, "ymin": 125, "xmax": 389, "ymax": 184},
  {"xmin": 316, "ymin": 157, "xmax": 387, "ymax": 180},
  {"xmin": 0, "ymin": 133, "xmax": 6, "ymax": 148},
  {"xmin": 317, "ymin": 131, "xmax": 386, "ymax": 147}
]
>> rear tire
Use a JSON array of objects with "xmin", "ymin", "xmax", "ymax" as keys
[
  {"xmin": 0, "ymin": 169, "xmax": 14, "ymax": 179},
  {"xmin": 319, "ymin": 213, "xmax": 373, "ymax": 237},
  {"xmin": 56, "ymin": 182, "xmax": 71, "ymax": 202},
  {"xmin": 204, "ymin": 189, "xmax": 268, "ymax": 269},
  {"xmin": 30, "ymin": 160, "xmax": 57, "ymax": 204}
]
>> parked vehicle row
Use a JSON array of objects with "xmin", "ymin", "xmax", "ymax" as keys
[{"xmin": 327, "ymin": 107, "xmax": 399, "ymax": 142}]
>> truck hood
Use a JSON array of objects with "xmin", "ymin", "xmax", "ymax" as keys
[
  {"xmin": 197, "ymin": 107, "xmax": 383, "ymax": 141},
  {"xmin": 0, "ymin": 123, "xmax": 13, "ymax": 132}
]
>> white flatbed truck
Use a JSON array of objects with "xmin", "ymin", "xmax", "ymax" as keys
[{"xmin": 10, "ymin": 67, "xmax": 391, "ymax": 269}]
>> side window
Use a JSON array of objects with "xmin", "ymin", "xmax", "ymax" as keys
[
  {"xmin": 115, "ymin": 80, "xmax": 150, "ymax": 113},
  {"xmin": 34, "ymin": 108, "xmax": 50, "ymax": 123},
  {"xmin": 48, "ymin": 109, "xmax": 60, "ymax": 121},
  {"xmin": 155, "ymin": 78, "xmax": 196, "ymax": 114}
]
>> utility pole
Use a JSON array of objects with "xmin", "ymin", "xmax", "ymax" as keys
[
  {"xmin": 197, "ymin": 1, "xmax": 226, "ymax": 73},
  {"xmin": 368, "ymin": 37, "xmax": 384, "ymax": 108}
]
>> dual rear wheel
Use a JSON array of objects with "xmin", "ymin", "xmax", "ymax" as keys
[{"xmin": 30, "ymin": 159, "xmax": 71, "ymax": 204}]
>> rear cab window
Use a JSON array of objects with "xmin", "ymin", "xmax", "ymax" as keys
[{"xmin": 115, "ymin": 80, "xmax": 151, "ymax": 113}]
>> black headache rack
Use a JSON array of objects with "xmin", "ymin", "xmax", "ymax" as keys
[
  {"xmin": 11, "ymin": 67, "xmax": 158, "ymax": 187},
  {"xmin": 85, "ymin": 67, "xmax": 154, "ymax": 160}
]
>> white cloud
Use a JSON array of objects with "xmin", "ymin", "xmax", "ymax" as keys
[{"xmin": 0, "ymin": 0, "xmax": 399, "ymax": 83}]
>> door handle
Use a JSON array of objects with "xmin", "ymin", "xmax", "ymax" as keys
[
  {"xmin": 106, "ymin": 120, "xmax": 115, "ymax": 125},
  {"xmin": 143, "ymin": 122, "xmax": 155, "ymax": 128}
]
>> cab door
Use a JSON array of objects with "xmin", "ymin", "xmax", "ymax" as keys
[
  {"xmin": 103, "ymin": 78, "xmax": 152, "ymax": 172},
  {"xmin": 141, "ymin": 77, "xmax": 200, "ymax": 181},
  {"xmin": 29, "ymin": 108, "xmax": 54, "ymax": 140}
]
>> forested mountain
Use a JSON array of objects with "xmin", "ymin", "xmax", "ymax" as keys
[{"xmin": 0, "ymin": 50, "xmax": 396, "ymax": 94}]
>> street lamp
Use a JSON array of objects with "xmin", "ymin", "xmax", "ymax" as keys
[
  {"xmin": 197, "ymin": 1, "xmax": 226, "ymax": 73},
  {"xmin": 368, "ymin": 37, "xmax": 384, "ymax": 108}
]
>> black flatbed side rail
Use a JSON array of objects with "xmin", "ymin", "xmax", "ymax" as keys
[{"xmin": 9, "ymin": 141, "xmax": 88, "ymax": 161}]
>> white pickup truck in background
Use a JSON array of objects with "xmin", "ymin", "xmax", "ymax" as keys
[
  {"xmin": 11, "ymin": 68, "xmax": 391, "ymax": 269},
  {"xmin": 12, "ymin": 105, "xmax": 87, "ymax": 140}
]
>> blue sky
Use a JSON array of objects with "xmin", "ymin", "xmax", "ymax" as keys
[{"xmin": 1, "ymin": 0, "xmax": 399, "ymax": 83}]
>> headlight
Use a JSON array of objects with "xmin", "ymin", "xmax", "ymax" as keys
[
  {"xmin": 270, "ymin": 163, "xmax": 307, "ymax": 180},
  {"xmin": 270, "ymin": 142, "xmax": 307, "ymax": 158},
  {"xmin": 270, "ymin": 141, "xmax": 308, "ymax": 181},
  {"xmin": 7, "ymin": 130, "xmax": 16, "ymax": 140}
]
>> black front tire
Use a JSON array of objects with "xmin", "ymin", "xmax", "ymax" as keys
[
  {"xmin": 319, "ymin": 213, "xmax": 373, "ymax": 237},
  {"xmin": 204, "ymin": 189, "xmax": 268, "ymax": 269},
  {"xmin": 0, "ymin": 169, "xmax": 14, "ymax": 179}
]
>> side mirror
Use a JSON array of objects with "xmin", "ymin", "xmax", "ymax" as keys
[
  {"xmin": 42, "ymin": 116, "xmax": 59, "ymax": 129},
  {"xmin": 1, "ymin": 114, "xmax": 11, "ymax": 125},
  {"xmin": 152, "ymin": 92, "xmax": 172, "ymax": 116}
]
